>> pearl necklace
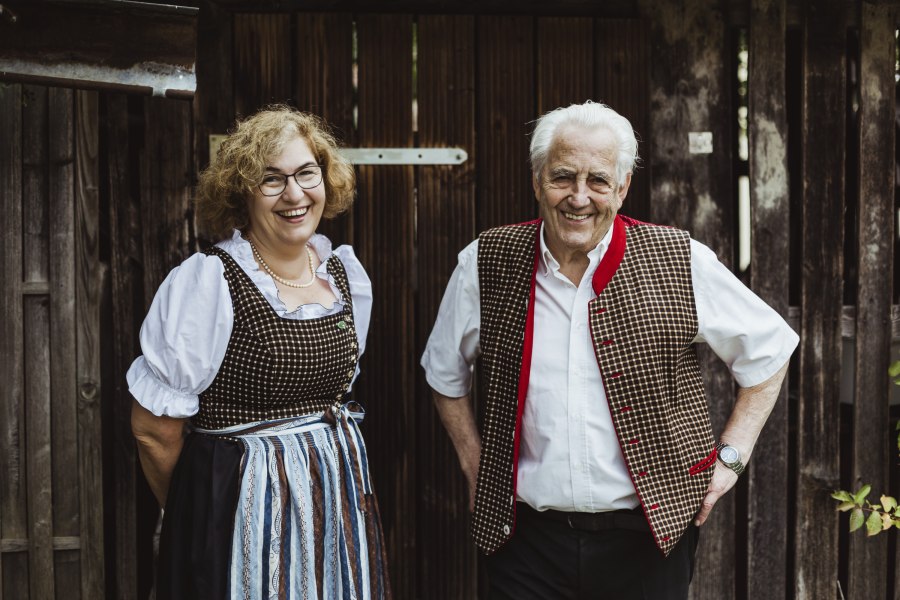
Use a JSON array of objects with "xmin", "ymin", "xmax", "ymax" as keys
[{"xmin": 247, "ymin": 237, "xmax": 316, "ymax": 289}]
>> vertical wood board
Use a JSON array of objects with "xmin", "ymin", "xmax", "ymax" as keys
[
  {"xmin": 536, "ymin": 17, "xmax": 593, "ymax": 114},
  {"xmin": 415, "ymin": 14, "xmax": 478, "ymax": 600},
  {"xmin": 233, "ymin": 14, "xmax": 293, "ymax": 118},
  {"xmin": 22, "ymin": 85, "xmax": 49, "ymax": 285}
]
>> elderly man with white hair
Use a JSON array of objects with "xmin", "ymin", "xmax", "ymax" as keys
[{"xmin": 421, "ymin": 101, "xmax": 798, "ymax": 599}]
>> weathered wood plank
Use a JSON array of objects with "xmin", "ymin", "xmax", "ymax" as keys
[
  {"xmin": 75, "ymin": 89, "xmax": 106, "ymax": 600},
  {"xmin": 24, "ymin": 294, "xmax": 55, "ymax": 599},
  {"xmin": 795, "ymin": 0, "xmax": 846, "ymax": 597},
  {"xmin": 355, "ymin": 13, "xmax": 414, "ymax": 599},
  {"xmin": 848, "ymin": 4, "xmax": 896, "ymax": 600},
  {"xmin": 193, "ymin": 2, "xmax": 234, "ymax": 181},
  {"xmin": 105, "ymin": 93, "xmax": 140, "ymax": 600},
  {"xmin": 536, "ymin": 17, "xmax": 593, "ymax": 115},
  {"xmin": 747, "ymin": 1, "xmax": 790, "ymax": 598},
  {"xmin": 48, "ymin": 86, "xmax": 81, "ymax": 597},
  {"xmin": 415, "ymin": 14, "xmax": 478, "ymax": 600},
  {"xmin": 233, "ymin": 13, "xmax": 292, "ymax": 118},
  {"xmin": 22, "ymin": 85, "xmax": 48, "ymax": 285},
  {"xmin": 476, "ymin": 15, "xmax": 536, "ymax": 230},
  {"xmin": 140, "ymin": 97, "xmax": 196, "ymax": 300},
  {"xmin": 595, "ymin": 19, "xmax": 651, "ymax": 222},
  {"xmin": 294, "ymin": 12, "xmax": 355, "ymax": 247},
  {"xmin": 638, "ymin": 2, "xmax": 736, "ymax": 598},
  {"xmin": 0, "ymin": 81, "xmax": 25, "ymax": 600}
]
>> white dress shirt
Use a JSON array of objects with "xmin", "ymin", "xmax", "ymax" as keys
[
  {"xmin": 127, "ymin": 230, "xmax": 373, "ymax": 418},
  {"xmin": 421, "ymin": 223, "xmax": 799, "ymax": 512}
]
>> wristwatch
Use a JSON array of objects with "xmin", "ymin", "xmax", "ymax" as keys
[{"xmin": 715, "ymin": 442, "xmax": 745, "ymax": 476}]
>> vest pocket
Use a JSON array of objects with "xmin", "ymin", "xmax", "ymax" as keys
[{"xmin": 689, "ymin": 447, "xmax": 717, "ymax": 475}]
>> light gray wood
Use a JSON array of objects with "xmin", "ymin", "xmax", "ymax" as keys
[
  {"xmin": 747, "ymin": 1, "xmax": 790, "ymax": 598},
  {"xmin": 75, "ymin": 89, "xmax": 106, "ymax": 600},
  {"xmin": 848, "ymin": 3, "xmax": 896, "ymax": 599},
  {"xmin": 0, "ymin": 80, "xmax": 24, "ymax": 600}
]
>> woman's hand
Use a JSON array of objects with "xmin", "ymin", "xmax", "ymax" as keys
[{"xmin": 131, "ymin": 399, "xmax": 187, "ymax": 507}]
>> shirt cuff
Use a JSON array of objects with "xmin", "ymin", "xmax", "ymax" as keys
[{"xmin": 126, "ymin": 356, "xmax": 200, "ymax": 418}]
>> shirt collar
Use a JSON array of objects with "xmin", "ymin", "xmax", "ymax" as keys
[{"xmin": 538, "ymin": 221, "xmax": 615, "ymax": 277}]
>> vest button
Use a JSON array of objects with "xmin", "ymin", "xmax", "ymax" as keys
[{"xmin": 502, "ymin": 524, "xmax": 510, "ymax": 536}]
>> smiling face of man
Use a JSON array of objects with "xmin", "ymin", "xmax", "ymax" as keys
[{"xmin": 533, "ymin": 124, "xmax": 631, "ymax": 263}]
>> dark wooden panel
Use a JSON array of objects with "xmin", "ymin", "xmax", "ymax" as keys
[
  {"xmin": 105, "ymin": 93, "xmax": 140, "ymax": 600},
  {"xmin": 193, "ymin": 1, "xmax": 234, "ymax": 175},
  {"xmin": 47, "ymin": 87, "xmax": 81, "ymax": 600},
  {"xmin": 0, "ymin": 82, "xmax": 25, "ymax": 599},
  {"xmin": 140, "ymin": 97, "xmax": 196, "ymax": 299},
  {"xmin": 294, "ymin": 12, "xmax": 355, "ymax": 247},
  {"xmin": 355, "ymin": 13, "xmax": 415, "ymax": 599},
  {"xmin": 638, "ymin": 2, "xmax": 736, "ymax": 598},
  {"xmin": 595, "ymin": 19, "xmax": 650, "ymax": 222},
  {"xmin": 22, "ymin": 85, "xmax": 48, "ymax": 284},
  {"xmin": 536, "ymin": 17, "xmax": 593, "ymax": 114},
  {"xmin": 476, "ymin": 15, "xmax": 536, "ymax": 230},
  {"xmin": 795, "ymin": 0, "xmax": 846, "ymax": 597},
  {"xmin": 848, "ymin": 3, "xmax": 896, "ymax": 599},
  {"xmin": 415, "ymin": 14, "xmax": 478, "ymax": 600},
  {"xmin": 24, "ymin": 294, "xmax": 55, "ymax": 599},
  {"xmin": 75, "ymin": 89, "xmax": 106, "ymax": 600},
  {"xmin": 747, "ymin": 1, "xmax": 790, "ymax": 598},
  {"xmin": 233, "ymin": 13, "xmax": 293, "ymax": 118}
]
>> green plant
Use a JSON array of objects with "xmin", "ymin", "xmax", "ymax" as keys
[{"xmin": 831, "ymin": 360, "xmax": 900, "ymax": 536}]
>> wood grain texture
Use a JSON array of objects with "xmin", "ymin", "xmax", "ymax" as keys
[
  {"xmin": 638, "ymin": 2, "xmax": 736, "ymax": 597},
  {"xmin": 747, "ymin": 1, "xmax": 790, "ymax": 598},
  {"xmin": 355, "ymin": 13, "xmax": 415, "ymax": 599},
  {"xmin": 105, "ymin": 93, "xmax": 139, "ymax": 600},
  {"xmin": 22, "ymin": 85, "xmax": 48, "ymax": 285},
  {"xmin": 594, "ymin": 19, "xmax": 651, "ymax": 223},
  {"xmin": 0, "ymin": 82, "xmax": 24, "ymax": 600},
  {"xmin": 795, "ymin": 0, "xmax": 846, "ymax": 597},
  {"xmin": 75, "ymin": 89, "xmax": 106, "ymax": 600},
  {"xmin": 536, "ymin": 17, "xmax": 593, "ymax": 114},
  {"xmin": 415, "ymin": 14, "xmax": 478, "ymax": 600},
  {"xmin": 24, "ymin": 294, "xmax": 55, "ymax": 599},
  {"xmin": 193, "ymin": 1, "xmax": 234, "ymax": 182},
  {"xmin": 233, "ymin": 13, "xmax": 293, "ymax": 118},
  {"xmin": 476, "ymin": 15, "xmax": 536, "ymax": 230},
  {"xmin": 848, "ymin": 4, "xmax": 896, "ymax": 600},
  {"xmin": 48, "ymin": 86, "xmax": 80, "ymax": 597},
  {"xmin": 294, "ymin": 12, "xmax": 355, "ymax": 247}
]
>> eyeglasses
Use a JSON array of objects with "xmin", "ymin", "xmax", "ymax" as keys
[{"xmin": 257, "ymin": 165, "xmax": 324, "ymax": 196}]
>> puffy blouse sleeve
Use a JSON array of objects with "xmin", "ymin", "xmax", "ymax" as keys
[
  {"xmin": 333, "ymin": 245, "xmax": 372, "ymax": 358},
  {"xmin": 125, "ymin": 252, "xmax": 234, "ymax": 417}
]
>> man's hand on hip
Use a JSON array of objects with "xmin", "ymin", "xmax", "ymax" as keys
[{"xmin": 694, "ymin": 465, "xmax": 739, "ymax": 526}]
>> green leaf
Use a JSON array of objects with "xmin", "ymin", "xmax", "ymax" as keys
[
  {"xmin": 866, "ymin": 511, "xmax": 883, "ymax": 536},
  {"xmin": 831, "ymin": 490, "xmax": 853, "ymax": 502},
  {"xmin": 882, "ymin": 513, "xmax": 895, "ymax": 531},
  {"xmin": 854, "ymin": 485, "xmax": 872, "ymax": 504},
  {"xmin": 836, "ymin": 501, "xmax": 856, "ymax": 512},
  {"xmin": 888, "ymin": 360, "xmax": 900, "ymax": 378},
  {"xmin": 849, "ymin": 508, "xmax": 865, "ymax": 532},
  {"xmin": 881, "ymin": 496, "xmax": 898, "ymax": 513}
]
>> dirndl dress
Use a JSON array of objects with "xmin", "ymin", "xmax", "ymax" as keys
[{"xmin": 156, "ymin": 247, "xmax": 391, "ymax": 600}]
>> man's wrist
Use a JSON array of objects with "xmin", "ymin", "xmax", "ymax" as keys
[{"xmin": 715, "ymin": 441, "xmax": 746, "ymax": 476}]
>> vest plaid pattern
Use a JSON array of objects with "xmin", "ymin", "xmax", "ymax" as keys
[
  {"xmin": 194, "ymin": 247, "xmax": 359, "ymax": 429},
  {"xmin": 475, "ymin": 215, "xmax": 714, "ymax": 556}
]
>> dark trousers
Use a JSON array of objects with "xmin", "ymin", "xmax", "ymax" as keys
[{"xmin": 486, "ymin": 503, "xmax": 699, "ymax": 600}]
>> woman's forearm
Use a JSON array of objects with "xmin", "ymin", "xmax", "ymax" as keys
[{"xmin": 131, "ymin": 399, "xmax": 187, "ymax": 507}]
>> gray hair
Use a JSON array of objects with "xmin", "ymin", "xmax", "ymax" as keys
[{"xmin": 529, "ymin": 101, "xmax": 639, "ymax": 187}]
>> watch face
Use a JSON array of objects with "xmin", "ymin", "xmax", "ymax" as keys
[{"xmin": 720, "ymin": 446, "xmax": 739, "ymax": 464}]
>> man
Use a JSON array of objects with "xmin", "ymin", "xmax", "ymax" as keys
[{"xmin": 420, "ymin": 101, "xmax": 798, "ymax": 599}]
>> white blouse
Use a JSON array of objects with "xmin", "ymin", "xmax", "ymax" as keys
[{"xmin": 126, "ymin": 230, "xmax": 373, "ymax": 418}]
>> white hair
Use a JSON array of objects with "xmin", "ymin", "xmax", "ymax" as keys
[{"xmin": 529, "ymin": 101, "xmax": 639, "ymax": 187}]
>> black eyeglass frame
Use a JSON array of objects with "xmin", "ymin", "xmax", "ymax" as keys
[{"xmin": 257, "ymin": 165, "xmax": 324, "ymax": 196}]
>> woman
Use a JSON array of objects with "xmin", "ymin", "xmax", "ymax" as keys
[{"xmin": 127, "ymin": 105, "xmax": 391, "ymax": 599}]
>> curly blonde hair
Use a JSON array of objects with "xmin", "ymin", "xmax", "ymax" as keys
[{"xmin": 196, "ymin": 105, "xmax": 355, "ymax": 241}]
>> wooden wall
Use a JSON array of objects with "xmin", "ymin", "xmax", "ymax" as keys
[{"xmin": 0, "ymin": 0, "xmax": 898, "ymax": 598}]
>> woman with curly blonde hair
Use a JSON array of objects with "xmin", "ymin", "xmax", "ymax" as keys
[{"xmin": 127, "ymin": 105, "xmax": 391, "ymax": 599}]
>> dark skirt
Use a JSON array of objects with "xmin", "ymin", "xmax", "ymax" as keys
[{"xmin": 157, "ymin": 415, "xmax": 391, "ymax": 600}]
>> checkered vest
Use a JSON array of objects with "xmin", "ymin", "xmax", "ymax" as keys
[
  {"xmin": 474, "ymin": 215, "xmax": 715, "ymax": 557},
  {"xmin": 193, "ymin": 247, "xmax": 359, "ymax": 429}
]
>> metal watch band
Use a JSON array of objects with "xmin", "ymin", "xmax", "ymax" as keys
[{"xmin": 715, "ymin": 441, "xmax": 746, "ymax": 476}]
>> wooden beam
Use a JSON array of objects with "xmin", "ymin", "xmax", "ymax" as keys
[{"xmin": 0, "ymin": 0, "xmax": 197, "ymax": 97}]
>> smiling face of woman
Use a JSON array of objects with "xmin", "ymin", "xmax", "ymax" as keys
[{"xmin": 245, "ymin": 135, "xmax": 326, "ymax": 255}]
